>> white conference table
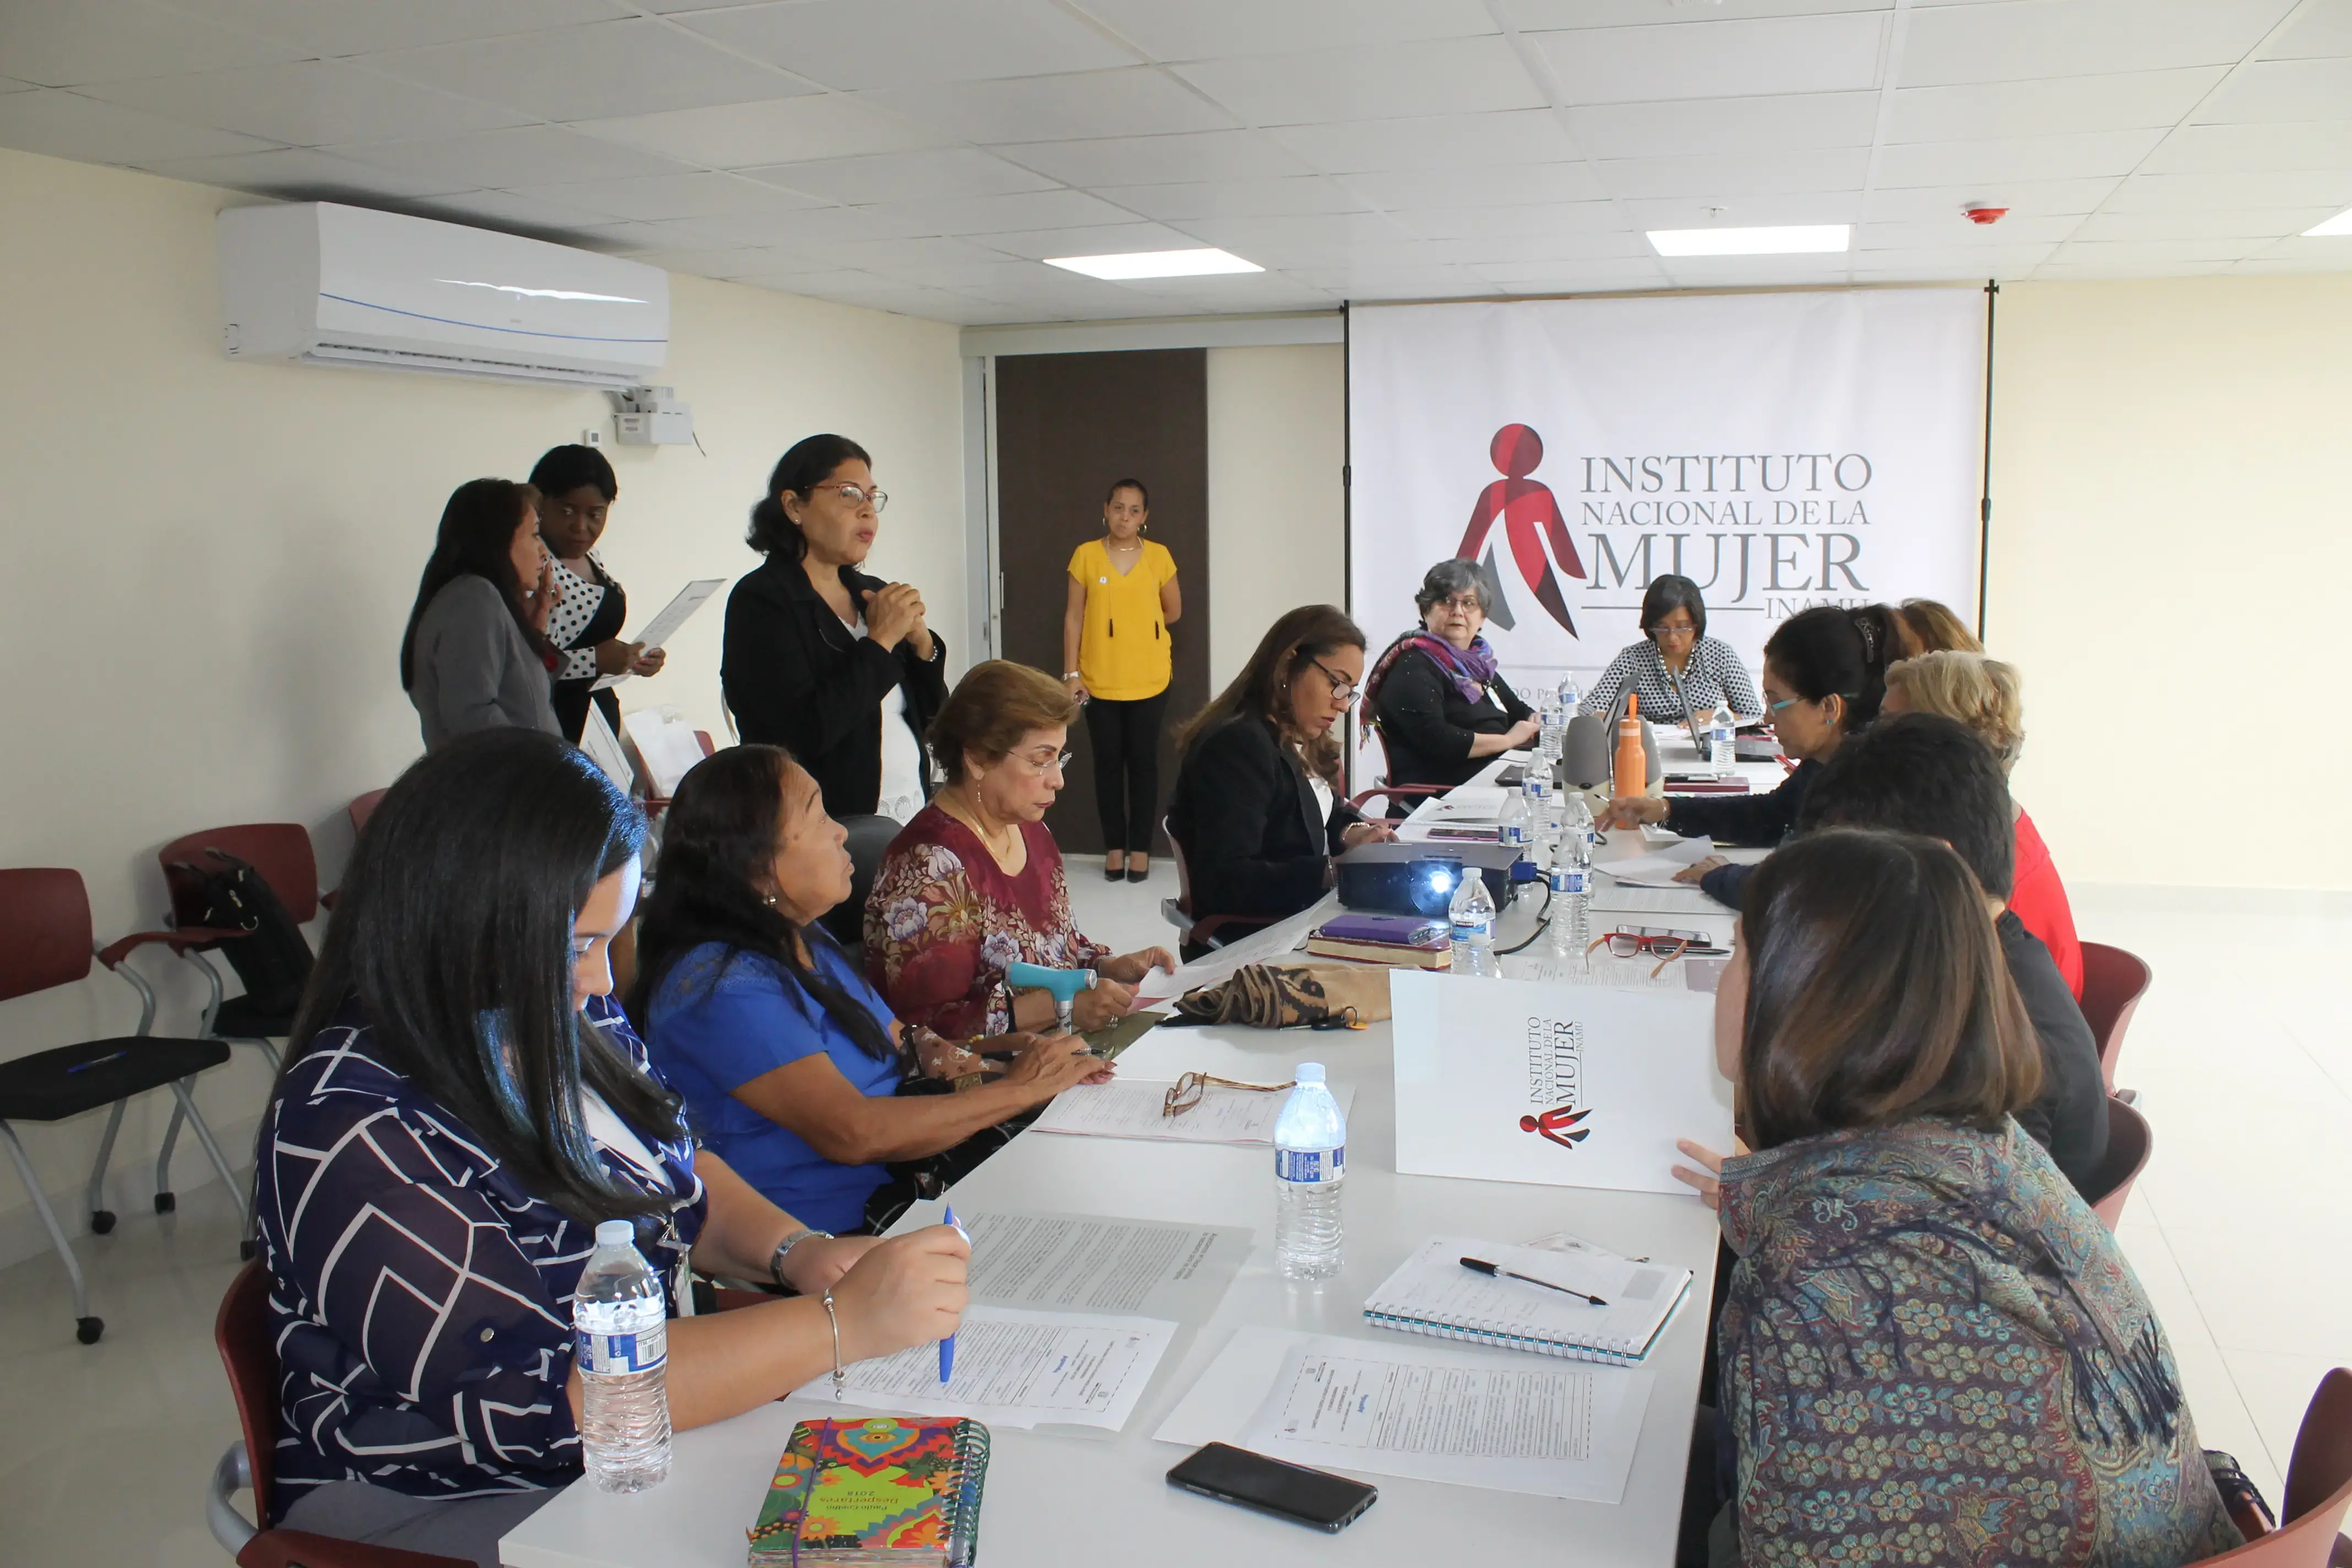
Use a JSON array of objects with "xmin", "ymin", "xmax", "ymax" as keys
[{"xmin": 505, "ymin": 744, "xmax": 1784, "ymax": 1568}]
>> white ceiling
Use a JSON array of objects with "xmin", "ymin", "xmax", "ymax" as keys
[{"xmin": 4, "ymin": 0, "xmax": 2351, "ymax": 325}]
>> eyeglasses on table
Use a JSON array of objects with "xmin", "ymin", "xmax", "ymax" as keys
[{"xmin": 1162, "ymin": 1070, "xmax": 1297, "ymax": 1118}]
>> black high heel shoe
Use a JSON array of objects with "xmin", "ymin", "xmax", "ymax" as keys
[
  {"xmin": 1104, "ymin": 858, "xmax": 1125, "ymax": 881},
  {"xmin": 1126, "ymin": 860, "xmax": 1151, "ymax": 884}
]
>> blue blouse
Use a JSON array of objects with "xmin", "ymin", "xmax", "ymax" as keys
[
  {"xmin": 644, "ymin": 940, "xmax": 906, "ymax": 1234},
  {"xmin": 252, "ymin": 994, "xmax": 703, "ymax": 1515}
]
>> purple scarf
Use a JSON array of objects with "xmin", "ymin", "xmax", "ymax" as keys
[{"xmin": 1411, "ymin": 632, "xmax": 1499, "ymax": 705}]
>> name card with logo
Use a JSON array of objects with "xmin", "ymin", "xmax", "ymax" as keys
[{"xmin": 1390, "ymin": 972, "xmax": 1733, "ymax": 1195}]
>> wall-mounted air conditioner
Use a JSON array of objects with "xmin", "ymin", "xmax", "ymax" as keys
[{"xmin": 217, "ymin": 202, "xmax": 669, "ymax": 389}]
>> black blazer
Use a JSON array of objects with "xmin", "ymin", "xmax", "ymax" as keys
[
  {"xmin": 1168, "ymin": 713, "xmax": 1357, "ymax": 929},
  {"xmin": 1999, "ymin": 910, "xmax": 2108, "ymax": 1196},
  {"xmin": 1370, "ymin": 644, "xmax": 1533, "ymax": 796},
  {"xmin": 721, "ymin": 556, "xmax": 948, "ymax": 819}
]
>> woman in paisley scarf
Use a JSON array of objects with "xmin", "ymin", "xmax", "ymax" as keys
[
  {"xmin": 865, "ymin": 660, "xmax": 1174, "ymax": 1038},
  {"xmin": 1363, "ymin": 557, "xmax": 1539, "ymax": 808},
  {"xmin": 1670, "ymin": 828, "xmax": 2240, "ymax": 1568}
]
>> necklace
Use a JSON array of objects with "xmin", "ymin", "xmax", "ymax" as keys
[{"xmin": 939, "ymin": 787, "xmax": 1019, "ymax": 865}]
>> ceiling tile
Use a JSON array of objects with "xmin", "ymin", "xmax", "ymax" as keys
[
  {"xmin": 1901, "ymin": 0, "xmax": 2298, "ymax": 86},
  {"xmin": 1156, "ymin": 211, "xmax": 1418, "ymax": 265},
  {"xmin": 1887, "ymin": 68, "xmax": 2227, "ymax": 144},
  {"xmin": 863, "ymin": 257, "xmax": 1054, "ymax": 290},
  {"xmin": 2233, "ymin": 238, "xmax": 2352, "ymax": 268},
  {"xmin": 1863, "ymin": 177, "xmax": 2119, "ymax": 222},
  {"xmin": 2142, "ymin": 119, "xmax": 2352, "ymax": 173},
  {"xmin": 862, "ymin": 68, "xmax": 1235, "ymax": 144},
  {"xmin": 566, "ymin": 217, "xmax": 741, "ymax": 252},
  {"xmin": 732, "ymin": 148, "xmax": 1056, "ymax": 205},
  {"xmin": 574, "ymin": 94, "xmax": 950, "ymax": 167},
  {"xmin": 1092, "ymin": 175, "xmax": 1371, "ymax": 221},
  {"xmin": 367, "ymin": 19, "xmax": 797, "ymax": 122},
  {"xmin": 1623, "ymin": 190, "xmax": 1861, "ymax": 227},
  {"xmin": 1290, "ymin": 259, "xmax": 1490, "ymax": 292},
  {"xmin": 2103, "ymin": 167, "xmax": 2352, "ymax": 210},
  {"xmin": 1172, "ymin": 36, "xmax": 1543, "ymax": 126},
  {"xmin": 2261, "ymin": 0, "xmax": 2352, "ymax": 60},
  {"xmin": 1, "ymin": 77, "xmax": 39, "ymax": 94},
  {"xmin": 978, "ymin": 220, "xmax": 1220, "ymax": 259},
  {"xmin": 166, "ymin": 0, "xmax": 627, "ymax": 57},
  {"xmin": 1079, "ymin": 0, "xmax": 1495, "ymax": 62},
  {"xmin": 0, "ymin": 1, "xmax": 302, "ymax": 86},
  {"xmin": 995, "ymin": 129, "xmax": 1310, "ymax": 187},
  {"xmin": 1467, "ymin": 265, "xmax": 1668, "ymax": 296},
  {"xmin": 330, "ymin": 125, "xmax": 695, "ymax": 186},
  {"xmin": 403, "ymin": 188, "xmax": 627, "ymax": 235},
  {"xmin": 1118, "ymin": 274, "xmax": 1337, "ymax": 313},
  {"xmin": 1874, "ymin": 128, "xmax": 2169, "ymax": 188},
  {"xmin": 135, "ymin": 144, "xmax": 479, "ymax": 198},
  {"xmin": 510, "ymin": 171, "xmax": 830, "ymax": 221},
  {"xmin": 1858, "ymin": 214, "xmax": 2083, "ymax": 249},
  {"xmin": 1341, "ymin": 162, "xmax": 1608, "ymax": 210},
  {"xmin": 2029, "ymin": 258, "xmax": 2239, "ymax": 277},
  {"xmin": 1847, "ymin": 246, "xmax": 2049, "ymax": 277},
  {"xmin": 2066, "ymin": 205, "xmax": 2340, "ymax": 239},
  {"xmin": 1391, "ymin": 202, "xmax": 1632, "ymax": 243},
  {"xmin": 1597, "ymin": 145, "xmax": 1871, "ymax": 200},
  {"xmin": 2048, "ymin": 237, "xmax": 2271, "ymax": 264},
  {"xmin": 0, "ymin": 89, "xmax": 274, "ymax": 165},
  {"xmin": 1504, "ymin": 0, "xmax": 1891, "ymax": 25},
  {"xmin": 848, "ymin": 188, "xmax": 1144, "ymax": 235},
  {"xmin": 1533, "ymin": 12, "xmax": 1888, "ymax": 106},
  {"xmin": 78, "ymin": 60, "xmax": 531, "ymax": 146},
  {"xmin": 2195, "ymin": 57, "xmax": 2352, "ymax": 124},
  {"xmin": 1420, "ymin": 228, "xmax": 1657, "ymax": 264},
  {"xmin": 774, "ymin": 273, "xmax": 997, "ymax": 319},
  {"xmin": 680, "ymin": 206, "xmax": 935, "ymax": 246},
  {"xmin": 1565, "ymin": 91, "xmax": 1877, "ymax": 160},
  {"xmin": 1267, "ymin": 109, "xmax": 1578, "ymax": 172},
  {"xmin": 680, "ymin": 0, "xmax": 1131, "ymax": 88},
  {"xmin": 792, "ymin": 235, "xmax": 1020, "ymax": 270},
  {"xmin": 625, "ymin": 243, "xmax": 816, "ymax": 277}
]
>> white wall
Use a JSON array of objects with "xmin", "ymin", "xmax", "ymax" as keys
[
  {"xmin": 1204, "ymin": 344, "xmax": 1347, "ymax": 691},
  {"xmin": 0, "ymin": 145, "xmax": 966, "ymax": 1268}
]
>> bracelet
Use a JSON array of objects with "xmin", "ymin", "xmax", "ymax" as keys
[
  {"xmin": 821, "ymin": 1288, "xmax": 845, "ymax": 1401},
  {"xmin": 1063, "ymin": 672, "xmax": 1081, "ymax": 681},
  {"xmin": 768, "ymin": 1227, "xmax": 833, "ymax": 1289}
]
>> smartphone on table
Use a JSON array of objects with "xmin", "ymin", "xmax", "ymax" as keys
[{"xmin": 1166, "ymin": 1442, "xmax": 1378, "ymax": 1533}]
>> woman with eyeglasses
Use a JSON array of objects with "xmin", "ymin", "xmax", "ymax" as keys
[
  {"xmin": 1063, "ymin": 478, "xmax": 1182, "ymax": 881},
  {"xmin": 1578, "ymin": 574, "xmax": 1763, "ymax": 732},
  {"xmin": 722, "ymin": 434, "xmax": 946, "ymax": 828},
  {"xmin": 866, "ymin": 660, "xmax": 1175, "ymax": 1039},
  {"xmin": 1166, "ymin": 606, "xmax": 1397, "ymax": 959},
  {"xmin": 636, "ymin": 738, "xmax": 1111, "ymax": 1235},
  {"xmin": 1363, "ymin": 558, "xmax": 1539, "ymax": 809}
]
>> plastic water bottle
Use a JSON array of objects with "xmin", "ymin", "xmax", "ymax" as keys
[
  {"xmin": 575, "ymin": 1218, "xmax": 672, "ymax": 1493},
  {"xmin": 1560, "ymin": 789, "xmax": 1597, "ymax": 871},
  {"xmin": 1707, "ymin": 703, "xmax": 1736, "ymax": 776},
  {"xmin": 1273, "ymin": 1064, "xmax": 1346, "ymax": 1281},
  {"xmin": 1540, "ymin": 675, "xmax": 1577, "ymax": 769},
  {"xmin": 1449, "ymin": 870, "xmax": 1501, "ymax": 978},
  {"xmin": 1547, "ymin": 858, "xmax": 1591, "ymax": 971},
  {"xmin": 1495, "ymin": 787, "xmax": 1531, "ymax": 852},
  {"xmin": 1522, "ymin": 771, "xmax": 1558, "ymax": 863}
]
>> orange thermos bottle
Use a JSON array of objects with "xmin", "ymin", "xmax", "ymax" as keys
[{"xmin": 1613, "ymin": 694, "xmax": 1646, "ymax": 800}]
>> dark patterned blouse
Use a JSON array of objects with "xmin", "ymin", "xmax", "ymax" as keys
[{"xmin": 252, "ymin": 994, "xmax": 704, "ymax": 1517}]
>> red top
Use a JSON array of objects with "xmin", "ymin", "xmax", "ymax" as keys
[
  {"xmin": 862, "ymin": 804, "xmax": 1109, "ymax": 1038},
  {"xmin": 2010, "ymin": 808, "xmax": 2083, "ymax": 1000}
]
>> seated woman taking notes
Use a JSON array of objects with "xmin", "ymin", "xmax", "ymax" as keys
[
  {"xmin": 254, "ymin": 730, "xmax": 966, "ymax": 1568},
  {"xmin": 636, "ymin": 743, "xmax": 1107, "ymax": 1235},
  {"xmin": 1672, "ymin": 829, "xmax": 2240, "ymax": 1568}
]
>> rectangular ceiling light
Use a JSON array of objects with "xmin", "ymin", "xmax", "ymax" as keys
[
  {"xmin": 1646, "ymin": 224, "xmax": 1852, "ymax": 257},
  {"xmin": 1043, "ymin": 247, "xmax": 1262, "ymax": 280},
  {"xmin": 2304, "ymin": 208, "xmax": 2352, "ymax": 237}
]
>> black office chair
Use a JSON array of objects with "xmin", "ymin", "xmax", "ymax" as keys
[{"xmin": 822, "ymin": 813, "xmax": 903, "ymax": 956}]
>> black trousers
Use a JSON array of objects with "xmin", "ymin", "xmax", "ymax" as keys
[{"xmin": 1082, "ymin": 689, "xmax": 1170, "ymax": 854}]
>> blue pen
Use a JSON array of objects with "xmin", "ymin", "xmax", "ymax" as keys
[
  {"xmin": 939, "ymin": 1204, "xmax": 970, "ymax": 1384},
  {"xmin": 67, "ymin": 1050, "xmax": 128, "ymax": 1075}
]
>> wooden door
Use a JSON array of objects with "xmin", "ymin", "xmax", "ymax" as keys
[{"xmin": 993, "ymin": 349, "xmax": 1208, "ymax": 856}]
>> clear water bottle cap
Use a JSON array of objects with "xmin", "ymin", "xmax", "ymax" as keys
[
  {"xmin": 595, "ymin": 1219, "xmax": 635, "ymax": 1247},
  {"xmin": 1294, "ymin": 1063, "xmax": 1326, "ymax": 1084}
]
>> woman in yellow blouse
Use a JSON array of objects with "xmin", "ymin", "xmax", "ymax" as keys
[{"xmin": 1062, "ymin": 478, "xmax": 1182, "ymax": 881}]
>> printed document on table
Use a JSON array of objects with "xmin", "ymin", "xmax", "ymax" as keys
[
  {"xmin": 1132, "ymin": 895, "xmax": 1333, "ymax": 1005},
  {"xmin": 1597, "ymin": 836, "xmax": 1717, "ymax": 888},
  {"xmin": 792, "ymin": 1305, "xmax": 1174, "ymax": 1432},
  {"xmin": 955, "ymin": 1210, "xmax": 1253, "ymax": 1327},
  {"xmin": 1029, "ymin": 1079, "xmax": 1356, "ymax": 1145},
  {"xmin": 591, "ymin": 576, "xmax": 725, "ymax": 688},
  {"xmin": 1589, "ymin": 883, "xmax": 1727, "ymax": 916},
  {"xmin": 1155, "ymin": 1327, "xmax": 1653, "ymax": 1500}
]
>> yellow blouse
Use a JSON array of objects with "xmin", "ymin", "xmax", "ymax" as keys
[{"xmin": 1069, "ymin": 537, "xmax": 1178, "ymax": 701}]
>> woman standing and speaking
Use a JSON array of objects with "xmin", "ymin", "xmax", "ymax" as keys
[{"xmin": 1061, "ymin": 479, "xmax": 1181, "ymax": 882}]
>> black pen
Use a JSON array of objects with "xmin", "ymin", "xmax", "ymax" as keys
[{"xmin": 1460, "ymin": 1255, "xmax": 1608, "ymax": 1306}]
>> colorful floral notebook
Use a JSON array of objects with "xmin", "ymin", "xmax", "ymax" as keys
[{"xmin": 746, "ymin": 1417, "xmax": 990, "ymax": 1567}]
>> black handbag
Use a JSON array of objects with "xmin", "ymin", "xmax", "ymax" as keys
[{"xmin": 165, "ymin": 849, "xmax": 314, "ymax": 1017}]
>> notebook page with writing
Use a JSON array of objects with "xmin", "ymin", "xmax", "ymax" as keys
[{"xmin": 1363, "ymin": 1235, "xmax": 1692, "ymax": 1365}]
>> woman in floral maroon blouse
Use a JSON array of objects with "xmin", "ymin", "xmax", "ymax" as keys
[{"xmin": 866, "ymin": 661, "xmax": 1173, "ymax": 1038}]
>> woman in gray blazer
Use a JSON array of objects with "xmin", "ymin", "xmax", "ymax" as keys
[{"xmin": 401, "ymin": 478, "xmax": 562, "ymax": 749}]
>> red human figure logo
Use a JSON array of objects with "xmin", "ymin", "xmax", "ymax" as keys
[
  {"xmin": 1460, "ymin": 423, "xmax": 1583, "ymax": 636},
  {"xmin": 1518, "ymin": 1103, "xmax": 1593, "ymax": 1149}
]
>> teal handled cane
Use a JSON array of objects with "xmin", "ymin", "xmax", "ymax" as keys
[{"xmin": 1004, "ymin": 961, "xmax": 1098, "ymax": 1037}]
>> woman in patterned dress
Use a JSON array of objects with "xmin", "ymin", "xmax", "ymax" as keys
[
  {"xmin": 865, "ymin": 660, "xmax": 1175, "ymax": 1038},
  {"xmin": 1669, "ymin": 828, "xmax": 2240, "ymax": 1568},
  {"xmin": 529, "ymin": 443, "xmax": 666, "ymax": 744},
  {"xmin": 252, "ymin": 729, "xmax": 968, "ymax": 1568}
]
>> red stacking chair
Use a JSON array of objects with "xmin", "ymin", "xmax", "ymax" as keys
[
  {"xmin": 2080, "ymin": 1096, "xmax": 2153, "ymax": 1231},
  {"xmin": 2078, "ymin": 941, "xmax": 2153, "ymax": 1093},
  {"xmin": 1161, "ymin": 818, "xmax": 1292, "ymax": 955},
  {"xmin": 2202, "ymin": 1367, "xmax": 2352, "ymax": 1565},
  {"xmin": 206, "ymin": 1261, "xmax": 470, "ymax": 1568},
  {"xmin": 0, "ymin": 867, "xmax": 248, "ymax": 1343},
  {"xmin": 157, "ymin": 822, "xmax": 324, "ymax": 1059},
  {"xmin": 346, "ymin": 790, "xmax": 388, "ymax": 836}
]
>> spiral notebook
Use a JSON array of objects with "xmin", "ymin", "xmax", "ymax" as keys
[
  {"xmin": 1363, "ymin": 1235, "xmax": 1692, "ymax": 1366},
  {"xmin": 747, "ymin": 1416, "xmax": 990, "ymax": 1566}
]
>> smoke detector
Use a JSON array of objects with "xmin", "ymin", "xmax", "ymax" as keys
[{"xmin": 1965, "ymin": 206, "xmax": 2008, "ymax": 225}]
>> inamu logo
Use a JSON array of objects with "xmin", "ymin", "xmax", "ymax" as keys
[
  {"xmin": 1521, "ymin": 1015, "xmax": 1592, "ymax": 1148},
  {"xmin": 1521, "ymin": 1104, "xmax": 1594, "ymax": 1149},
  {"xmin": 1460, "ymin": 423, "xmax": 1585, "ymax": 637}
]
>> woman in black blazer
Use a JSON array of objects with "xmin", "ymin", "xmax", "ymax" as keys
[
  {"xmin": 722, "ymin": 434, "xmax": 948, "ymax": 822},
  {"xmin": 1167, "ymin": 605, "xmax": 1395, "ymax": 958},
  {"xmin": 1365, "ymin": 558, "xmax": 1540, "ymax": 808}
]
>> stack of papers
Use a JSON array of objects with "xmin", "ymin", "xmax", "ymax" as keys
[
  {"xmin": 1597, "ymin": 835, "xmax": 1717, "ymax": 888},
  {"xmin": 793, "ymin": 1305, "xmax": 1174, "ymax": 1433}
]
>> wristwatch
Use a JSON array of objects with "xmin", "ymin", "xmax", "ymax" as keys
[{"xmin": 768, "ymin": 1227, "xmax": 834, "ymax": 1289}]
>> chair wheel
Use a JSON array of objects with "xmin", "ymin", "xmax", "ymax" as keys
[
  {"xmin": 76, "ymin": 1316, "xmax": 104, "ymax": 1344},
  {"xmin": 90, "ymin": 1210, "xmax": 116, "ymax": 1235},
  {"xmin": 238, "ymin": 1239, "xmax": 258, "ymax": 1261},
  {"xmin": 153, "ymin": 1191, "xmax": 177, "ymax": 1214}
]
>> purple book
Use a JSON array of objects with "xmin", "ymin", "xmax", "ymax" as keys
[{"xmin": 1317, "ymin": 913, "xmax": 1448, "ymax": 948}]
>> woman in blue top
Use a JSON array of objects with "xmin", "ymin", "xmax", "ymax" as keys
[
  {"xmin": 632, "ymin": 743, "xmax": 1108, "ymax": 1235},
  {"xmin": 253, "ymin": 729, "xmax": 968, "ymax": 1568}
]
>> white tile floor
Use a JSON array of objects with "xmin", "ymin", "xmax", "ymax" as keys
[{"xmin": 2, "ymin": 865, "xmax": 2341, "ymax": 1564}]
